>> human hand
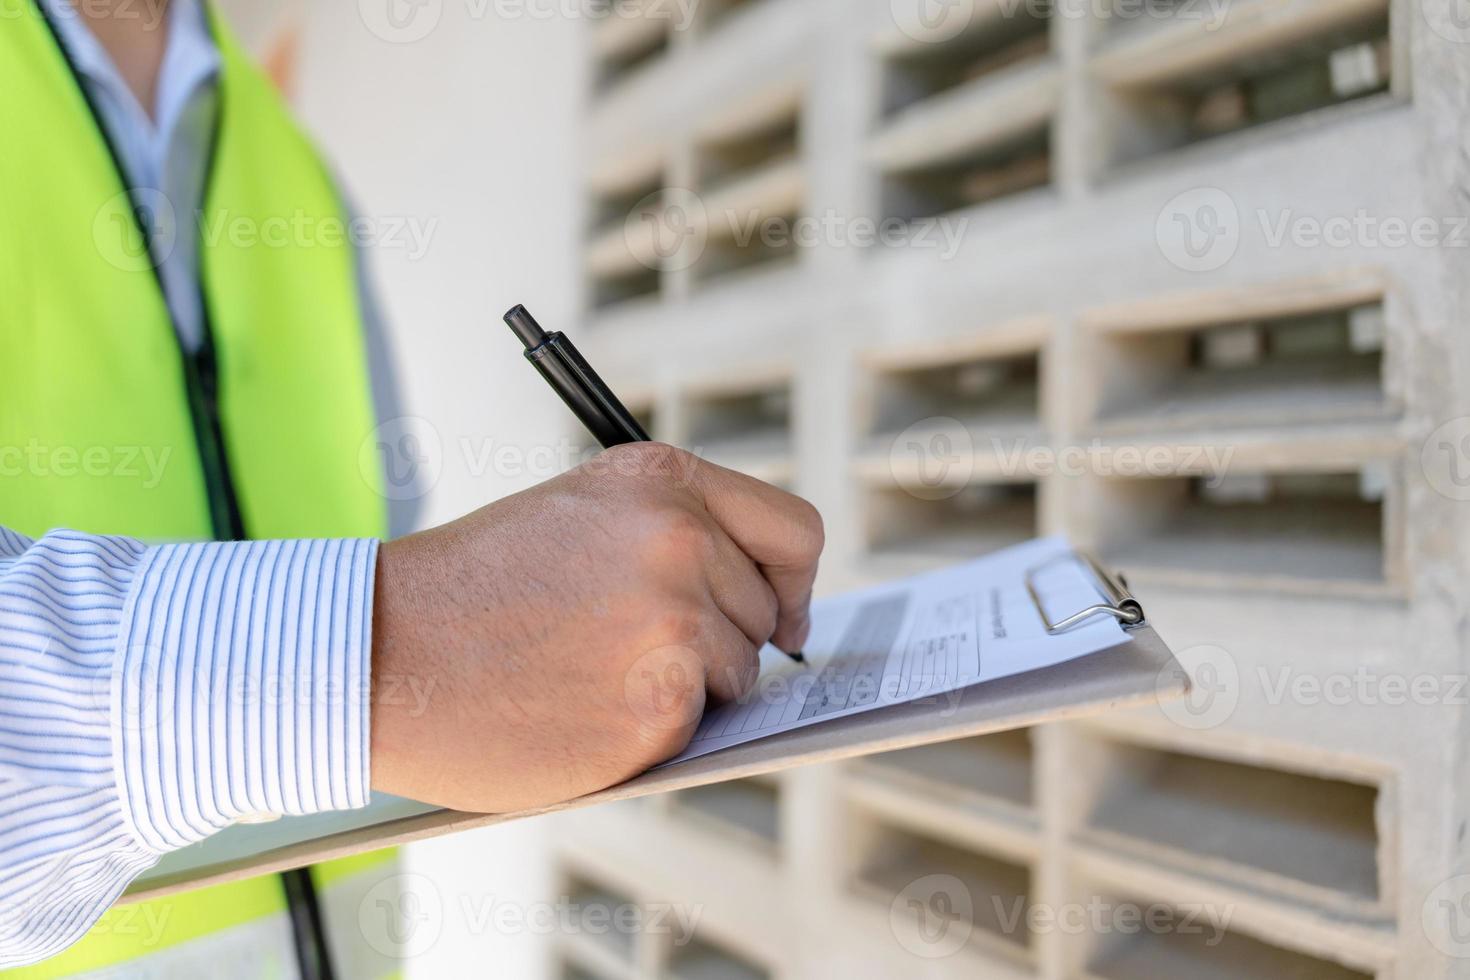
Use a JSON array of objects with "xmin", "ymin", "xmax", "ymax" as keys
[{"xmin": 368, "ymin": 444, "xmax": 824, "ymax": 812}]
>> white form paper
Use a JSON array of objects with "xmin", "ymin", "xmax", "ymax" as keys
[{"xmin": 662, "ymin": 536, "xmax": 1132, "ymax": 766}]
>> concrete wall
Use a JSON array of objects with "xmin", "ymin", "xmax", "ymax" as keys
[
  {"xmin": 553, "ymin": 1, "xmax": 1470, "ymax": 978},
  {"xmin": 234, "ymin": 0, "xmax": 1470, "ymax": 976}
]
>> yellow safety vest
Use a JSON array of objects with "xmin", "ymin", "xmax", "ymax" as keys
[{"xmin": 1, "ymin": 0, "xmax": 406, "ymax": 974}]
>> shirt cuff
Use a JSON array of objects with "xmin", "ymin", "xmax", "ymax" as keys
[{"xmin": 113, "ymin": 538, "xmax": 378, "ymax": 852}]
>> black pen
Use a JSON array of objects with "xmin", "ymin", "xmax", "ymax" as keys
[{"xmin": 503, "ymin": 304, "xmax": 806, "ymax": 665}]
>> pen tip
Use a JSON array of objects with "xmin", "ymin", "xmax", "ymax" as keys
[{"xmin": 790, "ymin": 651, "xmax": 806, "ymax": 664}]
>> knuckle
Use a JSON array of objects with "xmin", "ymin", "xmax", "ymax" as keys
[
  {"xmin": 647, "ymin": 603, "xmax": 706, "ymax": 648},
  {"xmin": 604, "ymin": 441, "xmax": 692, "ymax": 482},
  {"xmin": 731, "ymin": 645, "xmax": 761, "ymax": 697},
  {"xmin": 640, "ymin": 507, "xmax": 712, "ymax": 570},
  {"xmin": 706, "ymin": 632, "xmax": 760, "ymax": 702},
  {"xmin": 757, "ymin": 589, "xmax": 780, "ymax": 640},
  {"xmin": 789, "ymin": 497, "xmax": 825, "ymax": 562}
]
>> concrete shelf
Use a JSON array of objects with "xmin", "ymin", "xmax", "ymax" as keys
[
  {"xmin": 870, "ymin": 59, "xmax": 1062, "ymax": 176},
  {"xmin": 553, "ymin": 0, "xmax": 1465, "ymax": 973},
  {"xmin": 1102, "ymin": 479, "xmax": 1391, "ymax": 595},
  {"xmin": 1068, "ymin": 844, "xmax": 1397, "ymax": 972},
  {"xmin": 587, "ymin": 163, "xmax": 667, "ymax": 307},
  {"xmin": 695, "ymin": 157, "xmax": 804, "ymax": 243},
  {"xmin": 855, "ymin": 728, "xmax": 1035, "ymax": 810},
  {"xmin": 558, "ymin": 938, "xmax": 638, "ymax": 980},
  {"xmin": 845, "ymin": 733, "xmax": 1041, "ymax": 863},
  {"xmin": 592, "ymin": 0, "xmax": 672, "ymax": 93},
  {"xmin": 1077, "ymin": 889, "xmax": 1373, "ymax": 980},
  {"xmin": 871, "ymin": 0, "xmax": 1056, "ymax": 216},
  {"xmin": 592, "ymin": 0, "xmax": 670, "ymax": 64},
  {"xmin": 691, "ymin": 82, "xmax": 804, "ymax": 283},
  {"xmin": 1090, "ymin": 0, "xmax": 1389, "ymax": 89},
  {"xmin": 683, "ymin": 377, "xmax": 792, "ymax": 448},
  {"xmin": 864, "ymin": 345, "xmax": 1042, "ymax": 439},
  {"xmin": 669, "ymin": 777, "xmax": 782, "ymax": 856},
  {"xmin": 1078, "ymin": 739, "xmax": 1383, "ymax": 913},
  {"xmin": 1087, "ymin": 297, "xmax": 1395, "ymax": 434},
  {"xmin": 1091, "ymin": 0, "xmax": 1392, "ymax": 167},
  {"xmin": 848, "ymin": 812, "xmax": 1036, "ymax": 964},
  {"xmin": 563, "ymin": 873, "xmax": 641, "ymax": 963},
  {"xmin": 666, "ymin": 936, "xmax": 769, "ymax": 980},
  {"xmin": 863, "ymin": 478, "xmax": 1038, "ymax": 562}
]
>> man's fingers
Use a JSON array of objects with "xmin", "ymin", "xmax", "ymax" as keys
[
  {"xmin": 697, "ymin": 603, "xmax": 762, "ymax": 703},
  {"xmin": 701, "ymin": 518, "xmax": 781, "ymax": 648},
  {"xmin": 683, "ymin": 458, "xmax": 824, "ymax": 654}
]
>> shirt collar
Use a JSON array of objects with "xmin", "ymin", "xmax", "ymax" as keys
[{"xmin": 40, "ymin": 0, "xmax": 221, "ymax": 140}]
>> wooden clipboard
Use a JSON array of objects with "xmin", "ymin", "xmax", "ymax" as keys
[{"xmin": 127, "ymin": 614, "xmax": 1188, "ymax": 903}]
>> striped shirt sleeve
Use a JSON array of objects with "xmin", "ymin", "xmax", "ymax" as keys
[{"xmin": 0, "ymin": 526, "xmax": 379, "ymax": 968}]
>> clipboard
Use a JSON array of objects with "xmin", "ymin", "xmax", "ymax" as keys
[{"xmin": 126, "ymin": 550, "xmax": 1188, "ymax": 903}]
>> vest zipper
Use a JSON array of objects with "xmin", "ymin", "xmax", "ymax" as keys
[
  {"xmin": 36, "ymin": 8, "xmax": 338, "ymax": 980},
  {"xmin": 33, "ymin": 1, "xmax": 245, "ymax": 542},
  {"xmin": 180, "ymin": 339, "xmax": 246, "ymax": 540}
]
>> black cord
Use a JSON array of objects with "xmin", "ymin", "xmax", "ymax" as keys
[{"xmin": 280, "ymin": 869, "xmax": 337, "ymax": 980}]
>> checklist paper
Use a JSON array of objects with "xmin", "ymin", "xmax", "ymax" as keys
[{"xmin": 662, "ymin": 536, "xmax": 1133, "ymax": 766}]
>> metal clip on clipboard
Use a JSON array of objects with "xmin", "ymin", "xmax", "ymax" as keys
[{"xmin": 1025, "ymin": 550, "xmax": 1146, "ymax": 635}]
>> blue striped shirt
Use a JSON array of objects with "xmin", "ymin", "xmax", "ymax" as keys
[
  {"xmin": 0, "ymin": 528, "xmax": 377, "ymax": 966},
  {"xmin": 3, "ymin": 3, "xmax": 410, "ymax": 968}
]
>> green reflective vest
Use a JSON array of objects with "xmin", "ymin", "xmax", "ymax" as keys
[
  {"xmin": 0, "ymin": 0, "xmax": 386, "ymax": 540},
  {"xmin": 1, "ymin": 0, "xmax": 401, "ymax": 974}
]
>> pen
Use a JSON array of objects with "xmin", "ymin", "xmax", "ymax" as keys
[{"xmin": 503, "ymin": 303, "xmax": 806, "ymax": 665}]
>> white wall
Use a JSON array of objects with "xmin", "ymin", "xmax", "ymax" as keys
[
  {"xmin": 286, "ymin": 3, "xmax": 592, "ymax": 976},
  {"xmin": 294, "ymin": 0, "xmax": 589, "ymax": 529}
]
